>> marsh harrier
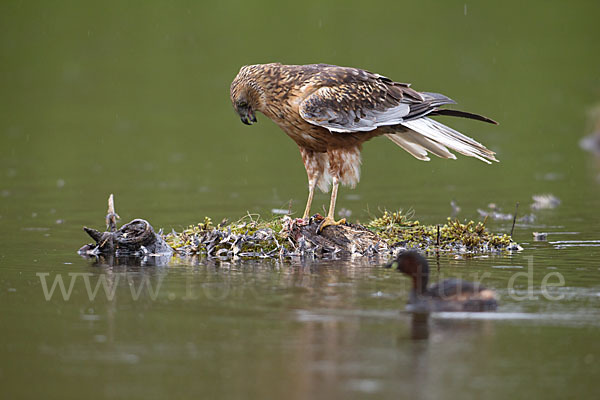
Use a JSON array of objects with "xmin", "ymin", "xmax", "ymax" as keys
[{"xmin": 230, "ymin": 63, "xmax": 497, "ymax": 231}]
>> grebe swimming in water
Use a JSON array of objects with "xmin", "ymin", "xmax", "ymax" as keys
[{"xmin": 388, "ymin": 251, "xmax": 498, "ymax": 312}]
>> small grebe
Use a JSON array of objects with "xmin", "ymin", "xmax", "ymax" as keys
[{"xmin": 388, "ymin": 251, "xmax": 498, "ymax": 312}]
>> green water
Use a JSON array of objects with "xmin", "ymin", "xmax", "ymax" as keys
[{"xmin": 1, "ymin": 1, "xmax": 600, "ymax": 398}]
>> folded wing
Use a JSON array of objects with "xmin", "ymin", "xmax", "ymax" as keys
[
  {"xmin": 299, "ymin": 78, "xmax": 453, "ymax": 133},
  {"xmin": 297, "ymin": 69, "xmax": 497, "ymax": 164}
]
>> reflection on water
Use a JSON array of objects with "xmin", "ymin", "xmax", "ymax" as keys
[
  {"xmin": 80, "ymin": 253, "xmax": 173, "ymax": 268},
  {"xmin": 2, "ymin": 0, "xmax": 600, "ymax": 398},
  {"xmin": 409, "ymin": 313, "xmax": 430, "ymax": 340}
]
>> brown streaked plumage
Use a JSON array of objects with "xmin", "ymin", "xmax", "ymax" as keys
[{"xmin": 230, "ymin": 63, "xmax": 498, "ymax": 230}]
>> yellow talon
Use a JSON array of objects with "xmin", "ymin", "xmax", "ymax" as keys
[{"xmin": 317, "ymin": 216, "xmax": 347, "ymax": 233}]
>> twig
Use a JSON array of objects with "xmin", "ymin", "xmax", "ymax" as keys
[
  {"xmin": 435, "ymin": 224, "xmax": 441, "ymax": 266},
  {"xmin": 105, "ymin": 194, "xmax": 120, "ymax": 232},
  {"xmin": 510, "ymin": 202, "xmax": 519, "ymax": 237}
]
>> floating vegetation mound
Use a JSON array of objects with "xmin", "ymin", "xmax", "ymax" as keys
[
  {"xmin": 164, "ymin": 210, "xmax": 519, "ymax": 260},
  {"xmin": 79, "ymin": 196, "xmax": 520, "ymax": 263},
  {"xmin": 165, "ymin": 216, "xmax": 285, "ymax": 259}
]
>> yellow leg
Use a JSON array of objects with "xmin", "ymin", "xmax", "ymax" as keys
[
  {"xmin": 302, "ymin": 179, "xmax": 317, "ymax": 220},
  {"xmin": 317, "ymin": 177, "xmax": 346, "ymax": 232},
  {"xmin": 327, "ymin": 177, "xmax": 339, "ymax": 219}
]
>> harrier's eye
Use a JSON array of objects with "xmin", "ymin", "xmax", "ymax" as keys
[{"xmin": 237, "ymin": 101, "xmax": 248, "ymax": 108}]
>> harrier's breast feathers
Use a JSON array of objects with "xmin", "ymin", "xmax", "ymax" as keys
[{"xmin": 298, "ymin": 80, "xmax": 454, "ymax": 133}]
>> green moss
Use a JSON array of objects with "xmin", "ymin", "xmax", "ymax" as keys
[{"xmin": 367, "ymin": 211, "xmax": 513, "ymax": 252}]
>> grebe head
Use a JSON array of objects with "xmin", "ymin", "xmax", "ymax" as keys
[{"xmin": 389, "ymin": 251, "xmax": 430, "ymax": 294}]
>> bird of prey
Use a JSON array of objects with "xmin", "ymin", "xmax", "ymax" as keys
[{"xmin": 230, "ymin": 63, "xmax": 497, "ymax": 231}]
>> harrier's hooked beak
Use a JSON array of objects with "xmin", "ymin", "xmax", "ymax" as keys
[{"xmin": 240, "ymin": 108, "xmax": 257, "ymax": 125}]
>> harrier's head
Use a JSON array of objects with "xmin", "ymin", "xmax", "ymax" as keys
[{"xmin": 230, "ymin": 65, "xmax": 266, "ymax": 126}]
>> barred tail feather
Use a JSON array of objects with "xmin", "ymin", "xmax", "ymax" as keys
[
  {"xmin": 385, "ymin": 133, "xmax": 431, "ymax": 161},
  {"xmin": 397, "ymin": 117, "xmax": 498, "ymax": 164},
  {"xmin": 385, "ymin": 130, "xmax": 457, "ymax": 161}
]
